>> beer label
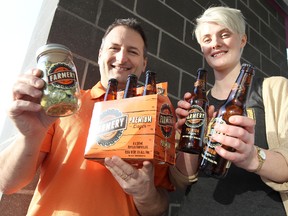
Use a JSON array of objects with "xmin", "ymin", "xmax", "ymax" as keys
[
  {"xmin": 206, "ymin": 117, "xmax": 226, "ymax": 149},
  {"xmin": 194, "ymin": 80, "xmax": 205, "ymax": 87},
  {"xmin": 246, "ymin": 108, "xmax": 255, "ymax": 120},
  {"xmin": 145, "ymin": 84, "xmax": 154, "ymax": 91},
  {"xmin": 158, "ymin": 104, "xmax": 174, "ymax": 138},
  {"xmin": 185, "ymin": 104, "xmax": 206, "ymax": 128},
  {"xmin": 201, "ymin": 117, "xmax": 226, "ymax": 164},
  {"xmin": 231, "ymin": 83, "xmax": 238, "ymax": 91},
  {"xmin": 47, "ymin": 62, "xmax": 77, "ymax": 89},
  {"xmin": 231, "ymin": 82, "xmax": 245, "ymax": 95},
  {"xmin": 226, "ymin": 161, "xmax": 232, "ymax": 168}
]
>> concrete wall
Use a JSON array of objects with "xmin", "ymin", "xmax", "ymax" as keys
[{"xmin": 1, "ymin": 0, "xmax": 287, "ymax": 215}]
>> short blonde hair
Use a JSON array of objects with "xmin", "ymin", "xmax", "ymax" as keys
[{"xmin": 194, "ymin": 6, "xmax": 246, "ymax": 43}]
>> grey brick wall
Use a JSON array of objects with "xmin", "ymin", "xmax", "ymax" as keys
[
  {"xmin": 48, "ymin": 0, "xmax": 288, "ymax": 108},
  {"xmin": 1, "ymin": 0, "xmax": 287, "ymax": 215}
]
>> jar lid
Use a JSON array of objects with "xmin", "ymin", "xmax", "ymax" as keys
[{"xmin": 36, "ymin": 43, "xmax": 72, "ymax": 61}]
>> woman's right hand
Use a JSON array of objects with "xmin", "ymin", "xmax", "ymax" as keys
[
  {"xmin": 175, "ymin": 92, "xmax": 192, "ymax": 131},
  {"xmin": 175, "ymin": 92, "xmax": 215, "ymax": 131}
]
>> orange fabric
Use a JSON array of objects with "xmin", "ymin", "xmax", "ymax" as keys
[{"xmin": 27, "ymin": 82, "xmax": 174, "ymax": 216}]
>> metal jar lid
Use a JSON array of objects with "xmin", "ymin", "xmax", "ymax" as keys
[{"xmin": 36, "ymin": 43, "xmax": 72, "ymax": 62}]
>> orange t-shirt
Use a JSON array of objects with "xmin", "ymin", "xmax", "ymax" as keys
[{"xmin": 27, "ymin": 82, "xmax": 174, "ymax": 216}]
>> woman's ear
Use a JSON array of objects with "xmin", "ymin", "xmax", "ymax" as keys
[{"xmin": 240, "ymin": 34, "xmax": 247, "ymax": 48}]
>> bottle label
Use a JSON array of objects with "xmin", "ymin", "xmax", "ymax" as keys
[
  {"xmin": 185, "ymin": 105, "xmax": 206, "ymax": 128},
  {"xmin": 201, "ymin": 117, "xmax": 226, "ymax": 164},
  {"xmin": 47, "ymin": 62, "xmax": 77, "ymax": 89},
  {"xmin": 159, "ymin": 104, "xmax": 174, "ymax": 138},
  {"xmin": 206, "ymin": 117, "xmax": 225, "ymax": 148},
  {"xmin": 145, "ymin": 84, "xmax": 155, "ymax": 91},
  {"xmin": 194, "ymin": 80, "xmax": 205, "ymax": 87}
]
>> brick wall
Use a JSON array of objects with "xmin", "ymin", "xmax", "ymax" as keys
[
  {"xmin": 48, "ymin": 0, "xmax": 288, "ymax": 107},
  {"xmin": 1, "ymin": 0, "xmax": 287, "ymax": 215}
]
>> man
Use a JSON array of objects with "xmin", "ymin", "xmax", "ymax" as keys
[{"xmin": 0, "ymin": 18, "xmax": 173, "ymax": 216}]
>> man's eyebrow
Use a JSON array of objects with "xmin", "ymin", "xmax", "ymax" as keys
[{"xmin": 128, "ymin": 46, "xmax": 140, "ymax": 50}]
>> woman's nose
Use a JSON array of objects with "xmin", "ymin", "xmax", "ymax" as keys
[{"xmin": 211, "ymin": 38, "xmax": 222, "ymax": 49}]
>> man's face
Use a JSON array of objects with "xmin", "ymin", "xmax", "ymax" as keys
[{"xmin": 98, "ymin": 26, "xmax": 147, "ymax": 90}]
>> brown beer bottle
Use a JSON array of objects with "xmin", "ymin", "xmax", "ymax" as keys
[
  {"xmin": 198, "ymin": 63, "xmax": 255, "ymax": 178},
  {"xmin": 104, "ymin": 78, "xmax": 118, "ymax": 101},
  {"xmin": 177, "ymin": 68, "xmax": 209, "ymax": 154},
  {"xmin": 123, "ymin": 74, "xmax": 138, "ymax": 98},
  {"xmin": 143, "ymin": 70, "xmax": 157, "ymax": 95}
]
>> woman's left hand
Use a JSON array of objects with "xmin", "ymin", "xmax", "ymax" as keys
[{"xmin": 212, "ymin": 115, "xmax": 257, "ymax": 171}]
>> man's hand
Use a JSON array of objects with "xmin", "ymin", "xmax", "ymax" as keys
[
  {"xmin": 9, "ymin": 68, "xmax": 57, "ymax": 136},
  {"xmin": 104, "ymin": 156, "xmax": 155, "ymax": 198},
  {"xmin": 104, "ymin": 156, "xmax": 169, "ymax": 216}
]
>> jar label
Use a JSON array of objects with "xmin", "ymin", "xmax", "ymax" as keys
[{"xmin": 48, "ymin": 62, "xmax": 77, "ymax": 89}]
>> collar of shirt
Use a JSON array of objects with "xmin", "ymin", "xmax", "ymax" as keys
[{"xmin": 90, "ymin": 81, "xmax": 106, "ymax": 100}]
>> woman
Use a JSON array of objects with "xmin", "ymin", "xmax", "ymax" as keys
[{"xmin": 170, "ymin": 6, "xmax": 288, "ymax": 215}]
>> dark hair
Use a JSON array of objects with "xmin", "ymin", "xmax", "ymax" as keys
[{"xmin": 102, "ymin": 18, "xmax": 148, "ymax": 57}]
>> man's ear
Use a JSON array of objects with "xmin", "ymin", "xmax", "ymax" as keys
[
  {"xmin": 98, "ymin": 49, "xmax": 102, "ymax": 64},
  {"xmin": 142, "ymin": 57, "xmax": 148, "ymax": 73}
]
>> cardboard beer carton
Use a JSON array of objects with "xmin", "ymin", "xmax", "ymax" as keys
[{"xmin": 84, "ymin": 83, "xmax": 176, "ymax": 165}]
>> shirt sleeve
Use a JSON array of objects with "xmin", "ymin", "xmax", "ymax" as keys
[
  {"xmin": 40, "ymin": 124, "xmax": 55, "ymax": 153},
  {"xmin": 262, "ymin": 76, "xmax": 288, "ymax": 191}
]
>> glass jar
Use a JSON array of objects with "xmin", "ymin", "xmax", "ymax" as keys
[{"xmin": 36, "ymin": 43, "xmax": 81, "ymax": 117}]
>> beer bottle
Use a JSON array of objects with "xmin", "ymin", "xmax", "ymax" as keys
[
  {"xmin": 177, "ymin": 68, "xmax": 208, "ymax": 154},
  {"xmin": 143, "ymin": 70, "xmax": 157, "ymax": 95},
  {"xmin": 104, "ymin": 78, "xmax": 118, "ymax": 101},
  {"xmin": 199, "ymin": 63, "xmax": 255, "ymax": 178},
  {"xmin": 123, "ymin": 74, "xmax": 138, "ymax": 98}
]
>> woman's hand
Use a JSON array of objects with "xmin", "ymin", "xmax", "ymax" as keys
[{"xmin": 212, "ymin": 115, "xmax": 257, "ymax": 170}]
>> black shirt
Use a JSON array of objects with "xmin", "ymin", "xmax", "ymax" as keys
[{"xmin": 177, "ymin": 77, "xmax": 285, "ymax": 216}]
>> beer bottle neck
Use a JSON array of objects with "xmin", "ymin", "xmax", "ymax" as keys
[
  {"xmin": 143, "ymin": 72, "xmax": 157, "ymax": 95},
  {"xmin": 220, "ymin": 64, "xmax": 254, "ymax": 113},
  {"xmin": 124, "ymin": 75, "xmax": 138, "ymax": 98},
  {"xmin": 104, "ymin": 79, "xmax": 118, "ymax": 101},
  {"xmin": 194, "ymin": 69, "xmax": 207, "ymax": 92}
]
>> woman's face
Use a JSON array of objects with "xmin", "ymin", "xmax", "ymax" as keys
[{"xmin": 198, "ymin": 22, "xmax": 247, "ymax": 71}]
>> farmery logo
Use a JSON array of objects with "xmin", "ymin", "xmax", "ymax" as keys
[
  {"xmin": 185, "ymin": 104, "xmax": 206, "ymax": 128},
  {"xmin": 95, "ymin": 109, "xmax": 128, "ymax": 147},
  {"xmin": 48, "ymin": 63, "xmax": 77, "ymax": 89}
]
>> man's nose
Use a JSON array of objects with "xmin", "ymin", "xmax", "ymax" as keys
[{"xmin": 116, "ymin": 49, "xmax": 128, "ymax": 63}]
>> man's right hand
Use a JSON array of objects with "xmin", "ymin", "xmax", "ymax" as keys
[{"xmin": 8, "ymin": 68, "xmax": 57, "ymax": 136}]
